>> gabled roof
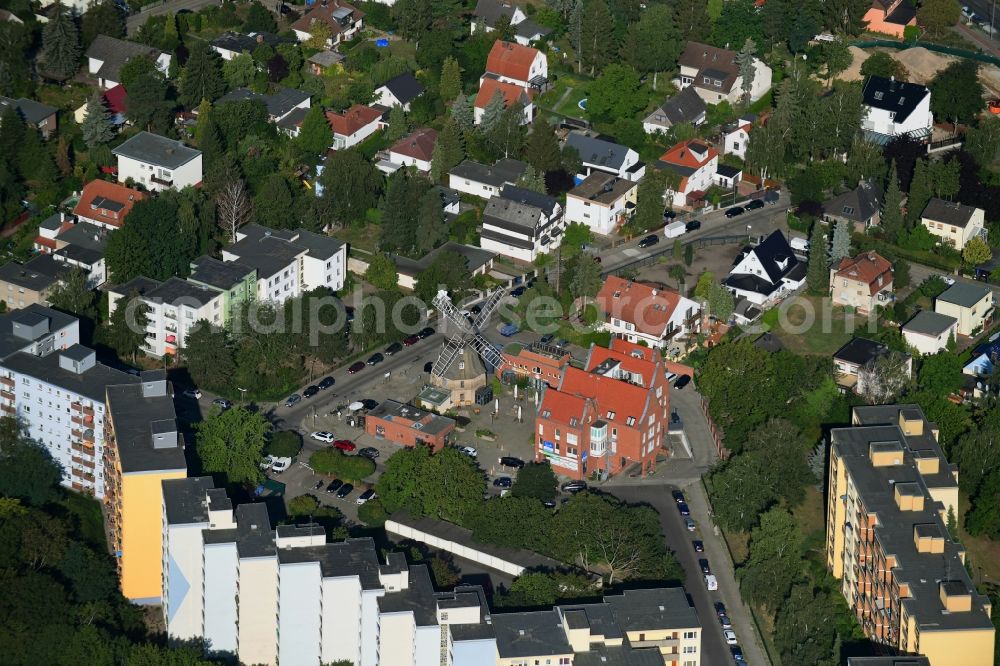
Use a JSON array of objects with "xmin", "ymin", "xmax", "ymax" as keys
[
  {"xmin": 566, "ymin": 132, "xmax": 632, "ymax": 170},
  {"xmin": 936, "ymin": 282, "xmax": 991, "ymax": 309},
  {"xmin": 0, "ymin": 96, "xmax": 57, "ymax": 126},
  {"xmin": 499, "ymin": 184, "xmax": 559, "ymax": 218},
  {"xmin": 449, "ymin": 158, "xmax": 527, "ymax": 186},
  {"xmin": 73, "ymin": 179, "xmax": 147, "ymax": 228},
  {"xmin": 0, "ymin": 255, "xmax": 70, "ymax": 292},
  {"xmin": 734, "ymin": 230, "xmax": 799, "ymax": 283},
  {"xmin": 86, "ymin": 35, "xmax": 164, "ymax": 83},
  {"xmin": 646, "ymin": 87, "xmax": 707, "ymax": 128},
  {"xmin": 834, "ymin": 251, "xmax": 893, "ymax": 295},
  {"xmin": 833, "ymin": 337, "xmax": 894, "ymax": 367},
  {"xmin": 823, "ymin": 180, "xmax": 883, "ymax": 223},
  {"xmin": 658, "ymin": 140, "xmax": 717, "ymax": 170},
  {"xmin": 291, "ymin": 0, "xmax": 364, "ymax": 35},
  {"xmin": 595, "ymin": 275, "xmax": 685, "ymax": 338},
  {"xmin": 210, "ymin": 31, "xmax": 293, "ymax": 54},
  {"xmin": 921, "ymin": 198, "xmax": 980, "ymax": 228},
  {"xmin": 558, "ymin": 366, "xmax": 651, "ymax": 428},
  {"xmin": 861, "ymin": 75, "xmax": 929, "ymax": 124},
  {"xmin": 389, "ymin": 127, "xmax": 437, "ymax": 162},
  {"xmin": 112, "ymin": 132, "xmax": 201, "ymax": 169},
  {"xmin": 567, "ymin": 172, "xmax": 636, "ymax": 205},
  {"xmin": 485, "ymin": 40, "xmax": 541, "ymax": 82},
  {"xmin": 378, "ymin": 72, "xmax": 425, "ymax": 105},
  {"xmin": 325, "ymin": 104, "xmax": 382, "ymax": 136},
  {"xmin": 514, "ymin": 18, "xmax": 551, "ymax": 40},
  {"xmin": 678, "ymin": 41, "xmax": 740, "ymax": 93},
  {"xmin": 216, "ymin": 86, "xmax": 310, "ymax": 120},
  {"xmin": 903, "ymin": 309, "xmax": 957, "ymax": 336},
  {"xmin": 103, "ymin": 84, "xmax": 128, "ymax": 115},
  {"xmin": 474, "ymin": 76, "xmax": 532, "ymax": 110},
  {"xmin": 474, "ymin": 0, "xmax": 520, "ymax": 25},
  {"xmin": 483, "ymin": 197, "xmax": 545, "ymax": 231}
]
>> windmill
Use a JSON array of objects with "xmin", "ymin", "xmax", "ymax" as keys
[{"xmin": 431, "ymin": 288, "xmax": 506, "ymax": 378}]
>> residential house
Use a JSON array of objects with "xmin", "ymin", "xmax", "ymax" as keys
[
  {"xmin": 222, "ymin": 224, "xmax": 347, "ymax": 303},
  {"xmin": 210, "ymin": 31, "xmax": 294, "ymax": 60},
  {"xmin": 535, "ymin": 339, "xmax": 671, "ymax": 480},
  {"xmin": 326, "ymin": 104, "xmax": 383, "ymax": 150},
  {"xmin": 935, "ymin": 282, "xmax": 993, "ymax": 337},
  {"xmin": 448, "ymin": 158, "xmax": 526, "ymax": 199},
  {"xmin": 216, "ymin": 87, "xmax": 311, "ymax": 127},
  {"xmin": 675, "ymin": 41, "xmax": 772, "ymax": 104},
  {"xmin": 720, "ymin": 115, "xmax": 755, "ymax": 160},
  {"xmin": 34, "ymin": 216, "xmax": 111, "ymax": 287},
  {"xmin": 86, "ymin": 35, "xmax": 170, "ymax": 89},
  {"xmin": 565, "ymin": 132, "xmax": 645, "ymax": 182},
  {"xmin": 73, "ymin": 84, "xmax": 128, "ymax": 128},
  {"xmin": 657, "ymin": 140, "xmax": 719, "ymax": 208},
  {"xmin": 826, "ymin": 405, "xmax": 995, "ymax": 666},
  {"xmin": 595, "ymin": 275, "xmax": 701, "ymax": 348},
  {"xmin": 714, "ymin": 164, "xmax": 743, "ymax": 189},
  {"xmin": 863, "ymin": 0, "xmax": 917, "ymax": 38},
  {"xmin": 109, "ymin": 277, "xmax": 225, "ymax": 358},
  {"xmin": 724, "ymin": 230, "xmax": 807, "ymax": 305},
  {"xmin": 920, "ymin": 198, "xmax": 986, "ymax": 250},
  {"xmin": 390, "ymin": 242, "xmax": 495, "ymax": 291},
  {"xmin": 483, "ymin": 39, "xmax": 547, "ymax": 89},
  {"xmin": 832, "ymin": 337, "xmax": 912, "ymax": 395},
  {"xmin": 0, "ymin": 96, "xmax": 57, "ymax": 138},
  {"xmin": 291, "ymin": 0, "xmax": 364, "ymax": 47},
  {"xmin": 112, "ymin": 132, "xmax": 203, "ymax": 192},
  {"xmin": 564, "ymin": 172, "xmax": 637, "ymax": 235},
  {"xmin": 305, "ymin": 49, "xmax": 344, "ymax": 75},
  {"xmin": 187, "ymin": 255, "xmax": 257, "ymax": 325},
  {"xmin": 365, "ymin": 399, "xmax": 456, "ymax": 450},
  {"xmin": 384, "ymin": 127, "xmax": 437, "ymax": 173},
  {"xmin": 830, "ymin": 251, "xmax": 894, "ymax": 313},
  {"xmin": 823, "ymin": 180, "xmax": 884, "ymax": 232},
  {"xmin": 861, "ymin": 75, "xmax": 933, "ymax": 144},
  {"xmin": 470, "ymin": 0, "xmax": 551, "ymax": 45},
  {"xmin": 643, "ymin": 87, "xmax": 707, "ymax": 135},
  {"xmin": 0, "ymin": 255, "xmax": 70, "ymax": 308},
  {"xmin": 497, "ymin": 342, "xmax": 572, "ymax": 388},
  {"xmin": 72, "ymin": 179, "xmax": 147, "ymax": 229},
  {"xmin": 372, "ymin": 72, "xmax": 425, "ymax": 111},
  {"xmin": 902, "ymin": 310, "xmax": 958, "ymax": 354},
  {"xmin": 473, "ymin": 76, "xmax": 534, "ymax": 125},
  {"xmin": 480, "ymin": 191, "xmax": 563, "ymax": 262}
]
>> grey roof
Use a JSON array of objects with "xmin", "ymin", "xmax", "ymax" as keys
[
  {"xmin": 450, "ymin": 158, "xmax": 527, "ymax": 188},
  {"xmin": 474, "ymin": 0, "xmax": 517, "ymax": 24},
  {"xmin": 277, "ymin": 537, "xmax": 383, "ymax": 589},
  {"xmin": 493, "ymin": 610, "xmax": 572, "ymax": 658},
  {"xmin": 903, "ymin": 310, "xmax": 957, "ymax": 336},
  {"xmin": 233, "ymin": 503, "xmax": 277, "ymax": 558},
  {"xmin": 112, "ymin": 132, "xmax": 201, "ymax": 170},
  {"xmin": 53, "ymin": 222, "xmax": 110, "ymax": 267},
  {"xmin": 116, "ymin": 276, "xmax": 220, "ymax": 308},
  {"xmin": 753, "ymin": 331, "xmax": 784, "ymax": 352},
  {"xmin": 483, "ymin": 197, "xmax": 545, "ymax": 233},
  {"xmin": 377, "ymin": 564, "xmax": 438, "ymax": 625},
  {"xmin": 921, "ymin": 198, "xmax": 979, "ymax": 228},
  {"xmin": 936, "ymin": 281, "xmax": 991, "ymax": 308},
  {"xmin": 646, "ymin": 86, "xmax": 706, "ymax": 128},
  {"xmin": 86, "ymin": 35, "xmax": 163, "ymax": 83},
  {"xmin": 3, "ymin": 348, "xmax": 135, "ymax": 402},
  {"xmin": 39, "ymin": 213, "xmax": 63, "ymax": 231},
  {"xmin": 163, "ymin": 476, "xmax": 216, "ymax": 526},
  {"xmin": 378, "ymin": 72, "xmax": 425, "ymax": 105},
  {"xmin": 0, "ymin": 96, "xmax": 57, "ymax": 126},
  {"xmin": 392, "ymin": 241, "xmax": 496, "ymax": 279},
  {"xmin": 716, "ymin": 164, "xmax": 742, "ymax": 179},
  {"xmin": 276, "ymin": 106, "xmax": 309, "ymax": 132},
  {"xmin": 0, "ymin": 304, "xmax": 78, "ymax": 360},
  {"xmin": 566, "ymin": 132, "xmax": 631, "ymax": 170},
  {"xmin": 210, "ymin": 31, "xmax": 293, "ymax": 54},
  {"xmin": 604, "ymin": 588, "xmax": 700, "ymax": 632},
  {"xmin": 824, "ymin": 180, "xmax": 884, "ymax": 223},
  {"xmin": 514, "ymin": 18, "xmax": 551, "ymax": 40},
  {"xmin": 229, "ymin": 225, "xmax": 342, "ymax": 279},
  {"xmin": 568, "ymin": 172, "xmax": 636, "ymax": 205},
  {"xmin": 189, "ymin": 255, "xmax": 256, "ymax": 291},
  {"xmin": 216, "ymin": 86, "xmax": 310, "ymax": 120},
  {"xmin": 0, "ymin": 255, "xmax": 69, "ymax": 292},
  {"xmin": 574, "ymin": 646, "xmax": 666, "ymax": 666},
  {"xmin": 437, "ymin": 585, "xmax": 496, "ymax": 641},
  {"xmin": 306, "ymin": 50, "xmax": 345, "ymax": 67},
  {"xmin": 834, "ymin": 337, "xmax": 893, "ymax": 366},
  {"xmin": 368, "ymin": 399, "xmax": 455, "ymax": 436},
  {"xmin": 106, "ymin": 382, "xmax": 185, "ymax": 474},
  {"xmin": 499, "ymin": 184, "xmax": 559, "ymax": 218}
]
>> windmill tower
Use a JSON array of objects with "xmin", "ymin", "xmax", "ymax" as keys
[{"xmin": 431, "ymin": 288, "xmax": 506, "ymax": 378}]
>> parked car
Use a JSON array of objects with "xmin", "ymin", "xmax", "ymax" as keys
[
  {"xmin": 673, "ymin": 375, "xmax": 692, "ymax": 390},
  {"xmin": 384, "ymin": 342, "xmax": 403, "ymax": 355},
  {"xmin": 500, "ymin": 456, "xmax": 525, "ymax": 469},
  {"xmin": 325, "ymin": 479, "xmax": 344, "ymax": 494},
  {"xmin": 423, "ymin": 361, "xmax": 434, "ymax": 373},
  {"xmin": 692, "ymin": 540, "xmax": 704, "ymax": 552},
  {"xmin": 285, "ymin": 394, "xmax": 301, "ymax": 407},
  {"xmin": 403, "ymin": 335, "xmax": 420, "ymax": 346},
  {"xmin": 672, "ymin": 489, "xmax": 685, "ymax": 503},
  {"xmin": 418, "ymin": 327, "xmax": 435, "ymax": 338},
  {"xmin": 732, "ymin": 646, "xmax": 746, "ymax": 663},
  {"xmin": 260, "ymin": 454, "xmax": 276, "ymax": 470},
  {"xmin": 303, "ymin": 385, "xmax": 319, "ymax": 398},
  {"xmin": 685, "ymin": 219, "xmax": 702, "ymax": 232},
  {"xmin": 333, "ymin": 440, "xmax": 356, "ymax": 452},
  {"xmin": 715, "ymin": 602, "xmax": 727, "ymax": 618},
  {"xmin": 459, "ymin": 446, "xmax": 478, "ymax": 457},
  {"xmin": 500, "ymin": 323, "xmax": 520, "ymax": 337},
  {"xmin": 359, "ymin": 447, "xmax": 380, "ymax": 459},
  {"xmin": 493, "ymin": 476, "xmax": 513, "ymax": 488},
  {"xmin": 311, "ymin": 431, "xmax": 335, "ymax": 443},
  {"xmin": 360, "ymin": 399, "xmax": 379, "ymax": 410},
  {"xmin": 745, "ymin": 199, "xmax": 765, "ymax": 211},
  {"xmin": 684, "ymin": 517, "xmax": 696, "ymax": 531},
  {"xmin": 314, "ymin": 480, "xmax": 324, "ymax": 490},
  {"xmin": 348, "ymin": 361, "xmax": 365, "ymax": 374},
  {"xmin": 357, "ymin": 488, "xmax": 377, "ymax": 505},
  {"xmin": 699, "ymin": 558, "xmax": 711, "ymax": 575},
  {"xmin": 719, "ymin": 614, "xmax": 732, "ymax": 629},
  {"xmin": 271, "ymin": 457, "xmax": 292, "ymax": 473},
  {"xmin": 663, "ymin": 209, "xmax": 678, "ymax": 221},
  {"xmin": 540, "ymin": 333, "xmax": 555, "ymax": 344},
  {"xmin": 724, "ymin": 629, "xmax": 738, "ymax": 645},
  {"xmin": 182, "ymin": 388, "xmax": 202, "ymax": 399},
  {"xmin": 705, "ymin": 574, "xmax": 718, "ymax": 590},
  {"xmin": 561, "ymin": 480, "xmax": 588, "ymax": 493},
  {"xmin": 725, "ymin": 206, "xmax": 745, "ymax": 218},
  {"xmin": 677, "ymin": 501, "xmax": 690, "ymax": 516},
  {"xmin": 367, "ymin": 353, "xmax": 384, "ymax": 366},
  {"xmin": 318, "ymin": 376, "xmax": 335, "ymax": 390},
  {"xmin": 212, "ymin": 398, "xmax": 232, "ymax": 410},
  {"xmin": 336, "ymin": 483, "xmax": 354, "ymax": 499},
  {"xmin": 638, "ymin": 234, "xmax": 660, "ymax": 248},
  {"xmin": 510, "ymin": 286, "xmax": 526, "ymax": 297},
  {"xmin": 942, "ymin": 276, "xmax": 956, "ymax": 285}
]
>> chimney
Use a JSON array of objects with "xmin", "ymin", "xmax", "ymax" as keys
[{"xmin": 256, "ymin": 33, "xmax": 264, "ymax": 43}]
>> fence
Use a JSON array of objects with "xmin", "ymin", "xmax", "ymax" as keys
[
  {"xmin": 850, "ymin": 39, "xmax": 1000, "ymax": 67},
  {"xmin": 602, "ymin": 234, "xmax": 751, "ymax": 277},
  {"xmin": 698, "ymin": 396, "xmax": 730, "ymax": 461}
]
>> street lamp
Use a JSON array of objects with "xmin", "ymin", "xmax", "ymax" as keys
[
  {"xmin": 237, "ymin": 387, "xmax": 247, "ymax": 405},
  {"xmin": 746, "ymin": 224, "xmax": 752, "ymax": 241}
]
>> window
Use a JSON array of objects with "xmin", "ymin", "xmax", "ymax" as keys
[
  {"xmin": 606, "ymin": 411, "xmax": 616, "ymax": 420},
  {"xmin": 683, "ymin": 646, "xmax": 697, "ymax": 654},
  {"xmin": 683, "ymin": 631, "xmax": 697, "ymax": 639},
  {"xmin": 626, "ymin": 416, "xmax": 636, "ymax": 426}
]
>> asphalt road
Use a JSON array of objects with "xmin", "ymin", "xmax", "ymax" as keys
[{"xmin": 126, "ymin": 0, "xmax": 222, "ymax": 33}]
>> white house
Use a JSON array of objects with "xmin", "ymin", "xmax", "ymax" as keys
[
  {"xmin": 595, "ymin": 275, "xmax": 701, "ymax": 348},
  {"xmin": 920, "ymin": 198, "xmax": 987, "ymax": 251},
  {"xmin": 215, "ymin": 87, "xmax": 311, "ymax": 126},
  {"xmin": 210, "ymin": 31, "xmax": 293, "ymax": 61},
  {"xmin": 448, "ymin": 158, "xmax": 527, "ymax": 199},
  {"xmin": 372, "ymin": 72, "xmax": 425, "ymax": 111},
  {"xmin": 675, "ymin": 41, "xmax": 772, "ymax": 105},
  {"xmin": 721, "ymin": 116, "xmax": 754, "ymax": 160},
  {"xmin": 112, "ymin": 132, "xmax": 203, "ymax": 192},
  {"xmin": 86, "ymin": 35, "xmax": 171, "ymax": 90},
  {"xmin": 290, "ymin": 0, "xmax": 364, "ymax": 47},
  {"xmin": 724, "ymin": 230, "xmax": 807, "ymax": 305},
  {"xmin": 482, "ymin": 39, "xmax": 547, "ymax": 89},
  {"xmin": 386, "ymin": 128, "xmax": 437, "ymax": 173},
  {"xmin": 657, "ymin": 140, "xmax": 719, "ymax": 208},
  {"xmin": 564, "ymin": 172, "xmax": 637, "ymax": 235},
  {"xmin": 861, "ymin": 75, "xmax": 933, "ymax": 144},
  {"xmin": 565, "ymin": 132, "xmax": 645, "ymax": 182},
  {"xmin": 473, "ymin": 77, "xmax": 534, "ymax": 125},
  {"xmin": 480, "ymin": 187, "xmax": 564, "ymax": 262},
  {"xmin": 902, "ymin": 310, "xmax": 958, "ymax": 355},
  {"xmin": 326, "ymin": 105, "xmax": 383, "ymax": 150},
  {"xmin": 643, "ymin": 87, "xmax": 707, "ymax": 135}
]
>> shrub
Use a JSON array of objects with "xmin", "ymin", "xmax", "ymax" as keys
[
  {"xmin": 310, "ymin": 448, "xmax": 375, "ymax": 482},
  {"xmin": 357, "ymin": 497, "xmax": 388, "ymax": 526},
  {"xmin": 266, "ymin": 430, "xmax": 302, "ymax": 458}
]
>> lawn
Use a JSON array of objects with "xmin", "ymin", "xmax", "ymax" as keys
[
  {"xmin": 332, "ymin": 220, "xmax": 381, "ymax": 253},
  {"xmin": 958, "ymin": 490, "xmax": 1000, "ymax": 583},
  {"xmin": 767, "ymin": 295, "xmax": 871, "ymax": 356},
  {"xmin": 536, "ymin": 74, "xmax": 590, "ymax": 120}
]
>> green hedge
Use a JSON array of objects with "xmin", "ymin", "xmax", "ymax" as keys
[{"xmin": 310, "ymin": 448, "xmax": 375, "ymax": 482}]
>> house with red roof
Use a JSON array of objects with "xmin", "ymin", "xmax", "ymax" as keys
[
  {"xmin": 72, "ymin": 179, "xmax": 147, "ymax": 230},
  {"xmin": 829, "ymin": 251, "xmax": 894, "ymax": 314},
  {"xmin": 595, "ymin": 275, "xmax": 702, "ymax": 349},
  {"xmin": 535, "ymin": 338, "xmax": 671, "ymax": 480},
  {"xmin": 474, "ymin": 77, "xmax": 534, "ymax": 125},
  {"xmin": 863, "ymin": 0, "xmax": 916, "ymax": 38},
  {"xmin": 387, "ymin": 127, "xmax": 437, "ymax": 172},
  {"xmin": 496, "ymin": 341, "xmax": 572, "ymax": 388},
  {"xmin": 483, "ymin": 40, "xmax": 547, "ymax": 89},
  {"xmin": 657, "ymin": 140, "xmax": 719, "ymax": 208},
  {"xmin": 326, "ymin": 104, "xmax": 383, "ymax": 150},
  {"xmin": 290, "ymin": 0, "xmax": 364, "ymax": 47}
]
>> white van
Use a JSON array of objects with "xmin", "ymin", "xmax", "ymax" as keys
[
  {"xmin": 704, "ymin": 574, "xmax": 718, "ymax": 591},
  {"xmin": 270, "ymin": 457, "xmax": 292, "ymax": 473}
]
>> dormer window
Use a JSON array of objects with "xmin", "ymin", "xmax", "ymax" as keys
[
  {"xmin": 874, "ymin": 91, "xmax": 884, "ymax": 101},
  {"xmin": 842, "ymin": 206, "xmax": 854, "ymax": 215},
  {"xmin": 606, "ymin": 410, "xmax": 616, "ymax": 420}
]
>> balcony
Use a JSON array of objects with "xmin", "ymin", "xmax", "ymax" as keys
[
  {"xmin": 71, "ymin": 441, "xmax": 94, "ymax": 454},
  {"xmin": 1, "ymin": 404, "xmax": 13, "ymax": 415},
  {"xmin": 0, "ymin": 376, "xmax": 13, "ymax": 388},
  {"xmin": 150, "ymin": 175, "xmax": 173, "ymax": 187},
  {"xmin": 630, "ymin": 637, "xmax": 679, "ymax": 649},
  {"xmin": 0, "ymin": 390, "xmax": 13, "ymax": 401}
]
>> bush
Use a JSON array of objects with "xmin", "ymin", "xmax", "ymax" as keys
[
  {"xmin": 310, "ymin": 448, "xmax": 376, "ymax": 482},
  {"xmin": 266, "ymin": 430, "xmax": 302, "ymax": 458},
  {"xmin": 357, "ymin": 497, "xmax": 388, "ymax": 526}
]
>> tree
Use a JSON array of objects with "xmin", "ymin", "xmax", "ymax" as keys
[
  {"xmin": 41, "ymin": 4, "xmax": 81, "ymax": 80},
  {"xmin": 829, "ymin": 220, "xmax": 851, "ymax": 265},
  {"xmin": 774, "ymin": 584, "xmax": 842, "ymax": 665},
  {"xmin": 296, "ymin": 105, "xmax": 333, "ymax": 157},
  {"xmin": 740, "ymin": 508, "xmax": 802, "ymax": 614},
  {"xmin": 479, "ymin": 89, "xmax": 506, "ymax": 132},
  {"xmin": 196, "ymin": 407, "xmax": 270, "ymax": 485},
  {"xmin": 376, "ymin": 446, "xmax": 485, "ymax": 524},
  {"xmin": 182, "ymin": 320, "xmax": 235, "ymax": 392},
  {"xmin": 431, "ymin": 119, "xmax": 464, "ymax": 182},
  {"xmin": 673, "ymin": 0, "xmax": 711, "ymax": 41},
  {"xmin": 823, "ymin": 39, "xmax": 853, "ymax": 85},
  {"xmin": 179, "ymin": 41, "xmax": 226, "ymax": 107},
  {"xmin": 698, "ymin": 340, "xmax": 775, "ymax": 446},
  {"xmin": 930, "ymin": 59, "xmax": 984, "ymax": 127},
  {"xmin": 918, "ymin": 352, "xmax": 963, "ymax": 395},
  {"xmin": 963, "ymin": 236, "xmax": 992, "ymax": 266},
  {"xmin": 907, "ymin": 158, "xmax": 932, "ymax": 225},
  {"xmin": 510, "ymin": 462, "xmax": 558, "ymax": 501},
  {"xmin": 82, "ymin": 1, "xmax": 125, "ymax": 47},
  {"xmin": 858, "ymin": 352, "xmax": 912, "ymax": 405},
  {"xmin": 380, "ymin": 170, "xmax": 421, "ymax": 254},
  {"xmin": 806, "ymin": 225, "xmax": 829, "ymax": 295},
  {"xmin": 684, "ymin": 243, "xmax": 694, "ymax": 267},
  {"xmin": 450, "ymin": 95, "xmax": 474, "ymax": 131},
  {"xmin": 568, "ymin": 254, "xmax": 602, "ymax": 301},
  {"xmin": 244, "ymin": 1, "xmax": 277, "ymax": 32},
  {"xmin": 126, "ymin": 70, "xmax": 172, "ymax": 132},
  {"xmin": 106, "ymin": 291, "xmax": 149, "ymax": 362},
  {"xmin": 440, "ymin": 56, "xmax": 462, "ymax": 101},
  {"xmin": 254, "ymin": 174, "xmax": 294, "ymax": 229},
  {"xmin": 709, "ymin": 0, "xmax": 763, "ymax": 53},
  {"xmin": 223, "ymin": 52, "xmax": 256, "ymax": 89},
  {"xmin": 625, "ymin": 5, "xmax": 681, "ymax": 90},
  {"xmin": 633, "ymin": 171, "xmax": 665, "ymax": 235},
  {"xmin": 523, "ymin": 116, "xmax": 561, "ymax": 174},
  {"xmin": 415, "ymin": 187, "xmax": 446, "ymax": 254},
  {"xmin": 386, "ymin": 104, "xmax": 409, "ymax": 142},
  {"xmin": 0, "ymin": 419, "xmax": 62, "ymax": 506},
  {"xmin": 964, "ymin": 116, "xmax": 1000, "ymax": 169},
  {"xmin": 365, "ymin": 253, "xmax": 399, "ymax": 291},
  {"xmin": 486, "ymin": 101, "xmax": 526, "ymax": 160},
  {"xmin": 216, "ymin": 178, "xmax": 252, "ymax": 243},
  {"xmin": 517, "ymin": 164, "xmax": 546, "ymax": 193},
  {"xmin": 266, "ymin": 53, "xmax": 288, "ymax": 83},
  {"xmin": 81, "ymin": 95, "xmax": 115, "ymax": 150},
  {"xmin": 310, "ymin": 448, "xmax": 376, "ymax": 481},
  {"xmin": 562, "ymin": 222, "xmax": 593, "ymax": 258},
  {"xmin": 393, "ymin": 0, "xmax": 433, "ymax": 42},
  {"xmin": 47, "ymin": 269, "xmax": 97, "ymax": 321},
  {"xmin": 860, "ymin": 51, "xmax": 905, "ymax": 80},
  {"xmin": 881, "ymin": 160, "xmax": 904, "ymax": 242},
  {"xmin": 587, "ymin": 64, "xmax": 643, "ymax": 122},
  {"xmin": 735, "ymin": 38, "xmax": 757, "ymax": 105},
  {"xmin": 318, "ymin": 149, "xmax": 383, "ymax": 226},
  {"xmin": 930, "ymin": 158, "xmax": 960, "ymax": 200},
  {"xmin": 917, "ymin": 0, "xmax": 961, "ymax": 37},
  {"xmin": 414, "ymin": 250, "xmax": 472, "ymax": 302},
  {"xmin": 578, "ymin": 0, "xmax": 614, "ymax": 74},
  {"xmin": 307, "ymin": 20, "xmax": 332, "ymax": 49},
  {"xmin": 846, "ymin": 136, "xmax": 885, "ymax": 185}
]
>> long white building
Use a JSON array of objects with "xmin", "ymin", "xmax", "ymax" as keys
[{"xmin": 164, "ymin": 477, "xmax": 704, "ymax": 666}]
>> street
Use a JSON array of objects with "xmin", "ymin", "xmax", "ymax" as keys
[{"xmin": 126, "ymin": 0, "xmax": 222, "ymax": 34}]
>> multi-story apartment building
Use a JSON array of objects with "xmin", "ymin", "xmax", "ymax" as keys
[
  {"xmin": 826, "ymin": 405, "xmax": 995, "ymax": 666},
  {"xmin": 105, "ymin": 374, "xmax": 186, "ymax": 604},
  {"xmin": 535, "ymin": 338, "xmax": 671, "ymax": 480},
  {"xmin": 163, "ymin": 476, "xmax": 702, "ymax": 666},
  {"xmin": 186, "ymin": 255, "xmax": 257, "ymax": 324}
]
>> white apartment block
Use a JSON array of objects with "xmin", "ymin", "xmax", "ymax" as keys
[{"xmin": 113, "ymin": 132, "xmax": 203, "ymax": 192}]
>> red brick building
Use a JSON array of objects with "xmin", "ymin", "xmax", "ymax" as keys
[
  {"xmin": 364, "ymin": 399, "xmax": 456, "ymax": 451},
  {"xmin": 497, "ymin": 342, "xmax": 572, "ymax": 388},
  {"xmin": 535, "ymin": 339, "xmax": 671, "ymax": 480}
]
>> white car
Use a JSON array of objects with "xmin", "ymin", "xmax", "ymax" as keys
[
  {"xmin": 724, "ymin": 629, "xmax": 738, "ymax": 645},
  {"xmin": 942, "ymin": 276, "xmax": 956, "ymax": 286},
  {"xmin": 182, "ymin": 388, "xmax": 202, "ymax": 399},
  {"xmin": 311, "ymin": 431, "xmax": 335, "ymax": 443},
  {"xmin": 260, "ymin": 454, "xmax": 276, "ymax": 470},
  {"xmin": 271, "ymin": 457, "xmax": 292, "ymax": 473},
  {"xmin": 459, "ymin": 446, "xmax": 478, "ymax": 457}
]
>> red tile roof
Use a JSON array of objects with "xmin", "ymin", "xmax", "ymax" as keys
[
  {"xmin": 291, "ymin": 0, "xmax": 364, "ymax": 35},
  {"xmin": 586, "ymin": 340, "xmax": 660, "ymax": 387},
  {"xmin": 595, "ymin": 275, "xmax": 684, "ymax": 339},
  {"xmin": 474, "ymin": 77, "xmax": 532, "ymax": 110},
  {"xmin": 104, "ymin": 84, "xmax": 127, "ymax": 114},
  {"xmin": 326, "ymin": 104, "xmax": 382, "ymax": 137},
  {"xmin": 834, "ymin": 251, "xmax": 893, "ymax": 295},
  {"xmin": 558, "ymin": 366, "xmax": 651, "ymax": 427},
  {"xmin": 659, "ymin": 140, "xmax": 718, "ymax": 169},
  {"xmin": 72, "ymin": 179, "xmax": 147, "ymax": 228},
  {"xmin": 538, "ymin": 388, "xmax": 590, "ymax": 426},
  {"xmin": 485, "ymin": 40, "xmax": 541, "ymax": 82},
  {"xmin": 389, "ymin": 127, "xmax": 438, "ymax": 162}
]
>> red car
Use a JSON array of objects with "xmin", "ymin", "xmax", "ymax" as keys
[
  {"xmin": 348, "ymin": 361, "xmax": 365, "ymax": 374},
  {"xmin": 403, "ymin": 335, "xmax": 419, "ymax": 346},
  {"xmin": 333, "ymin": 440, "xmax": 356, "ymax": 452}
]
